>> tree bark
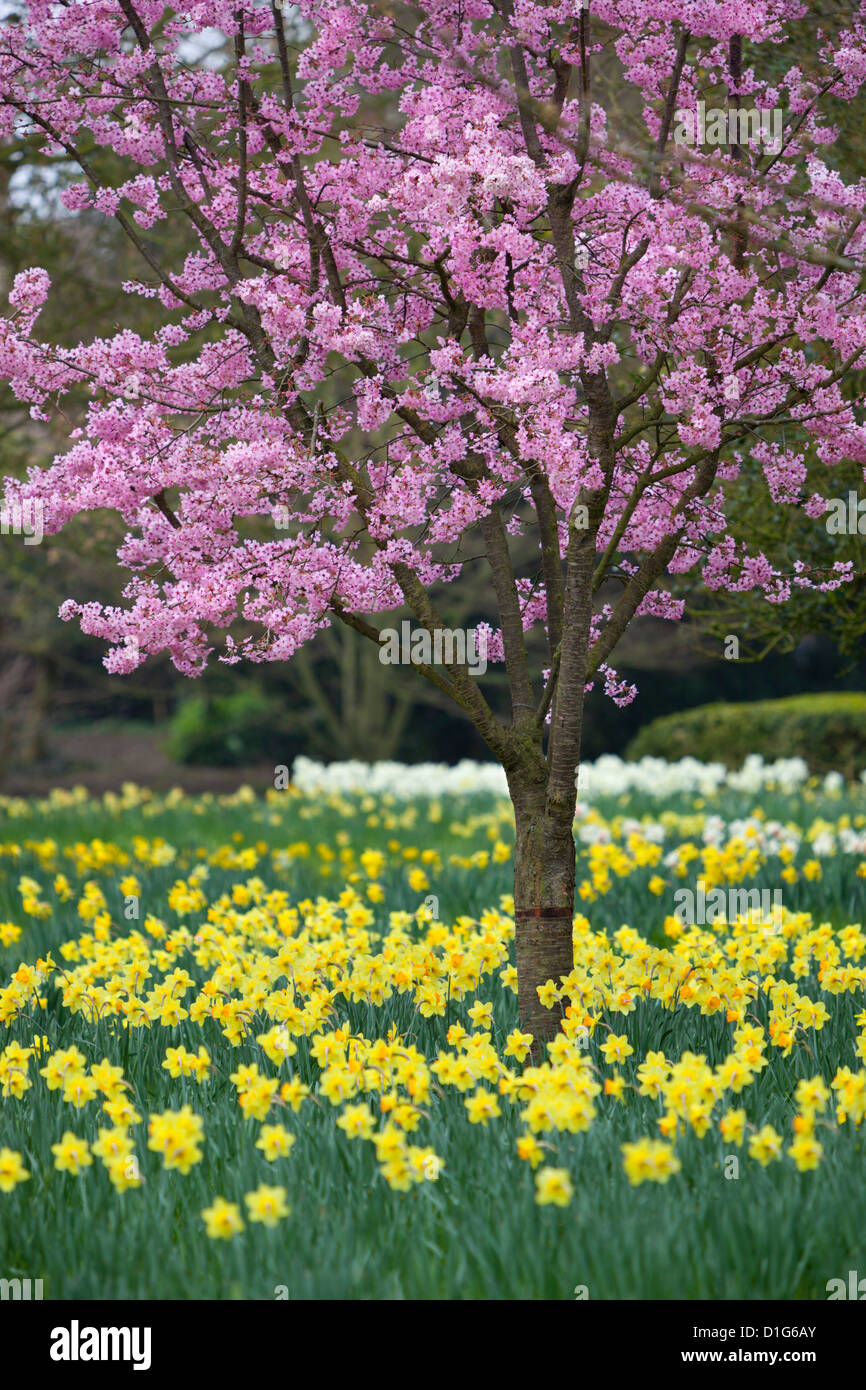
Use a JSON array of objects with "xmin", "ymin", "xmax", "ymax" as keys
[{"xmin": 510, "ymin": 773, "xmax": 576, "ymax": 1056}]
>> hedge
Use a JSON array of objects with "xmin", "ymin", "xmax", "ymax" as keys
[
  {"xmin": 164, "ymin": 688, "xmax": 291, "ymax": 767},
  {"xmin": 624, "ymin": 692, "xmax": 866, "ymax": 777}
]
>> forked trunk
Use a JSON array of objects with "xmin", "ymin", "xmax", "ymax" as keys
[{"xmin": 512, "ymin": 791, "xmax": 576, "ymax": 1056}]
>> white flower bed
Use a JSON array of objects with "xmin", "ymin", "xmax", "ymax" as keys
[
  {"xmin": 292, "ymin": 752, "xmax": 832, "ymax": 801},
  {"xmin": 291, "ymin": 756, "xmax": 510, "ymax": 798}
]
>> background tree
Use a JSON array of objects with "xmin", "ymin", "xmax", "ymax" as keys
[{"xmin": 2, "ymin": 0, "xmax": 865, "ymax": 1045}]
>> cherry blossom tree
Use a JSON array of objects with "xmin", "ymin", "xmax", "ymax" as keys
[{"xmin": 2, "ymin": 0, "xmax": 866, "ymax": 1044}]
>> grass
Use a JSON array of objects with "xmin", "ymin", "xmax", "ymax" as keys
[{"xmin": 0, "ymin": 777, "xmax": 865, "ymax": 1299}]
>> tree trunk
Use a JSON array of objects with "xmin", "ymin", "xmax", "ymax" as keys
[
  {"xmin": 511, "ymin": 779, "xmax": 576, "ymax": 1056},
  {"xmin": 23, "ymin": 659, "xmax": 52, "ymax": 764},
  {"xmin": 0, "ymin": 654, "xmax": 29, "ymax": 790}
]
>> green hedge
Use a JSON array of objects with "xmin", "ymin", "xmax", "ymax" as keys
[
  {"xmin": 625, "ymin": 692, "xmax": 866, "ymax": 777},
  {"xmin": 164, "ymin": 688, "xmax": 290, "ymax": 767}
]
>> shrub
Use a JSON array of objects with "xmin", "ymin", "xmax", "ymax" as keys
[
  {"xmin": 624, "ymin": 692, "xmax": 866, "ymax": 777},
  {"xmin": 165, "ymin": 688, "xmax": 290, "ymax": 767}
]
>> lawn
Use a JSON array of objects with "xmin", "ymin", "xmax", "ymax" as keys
[{"xmin": 1, "ymin": 757, "xmax": 865, "ymax": 1300}]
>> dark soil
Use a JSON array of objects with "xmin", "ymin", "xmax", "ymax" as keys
[{"xmin": 1, "ymin": 725, "xmax": 277, "ymax": 796}]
